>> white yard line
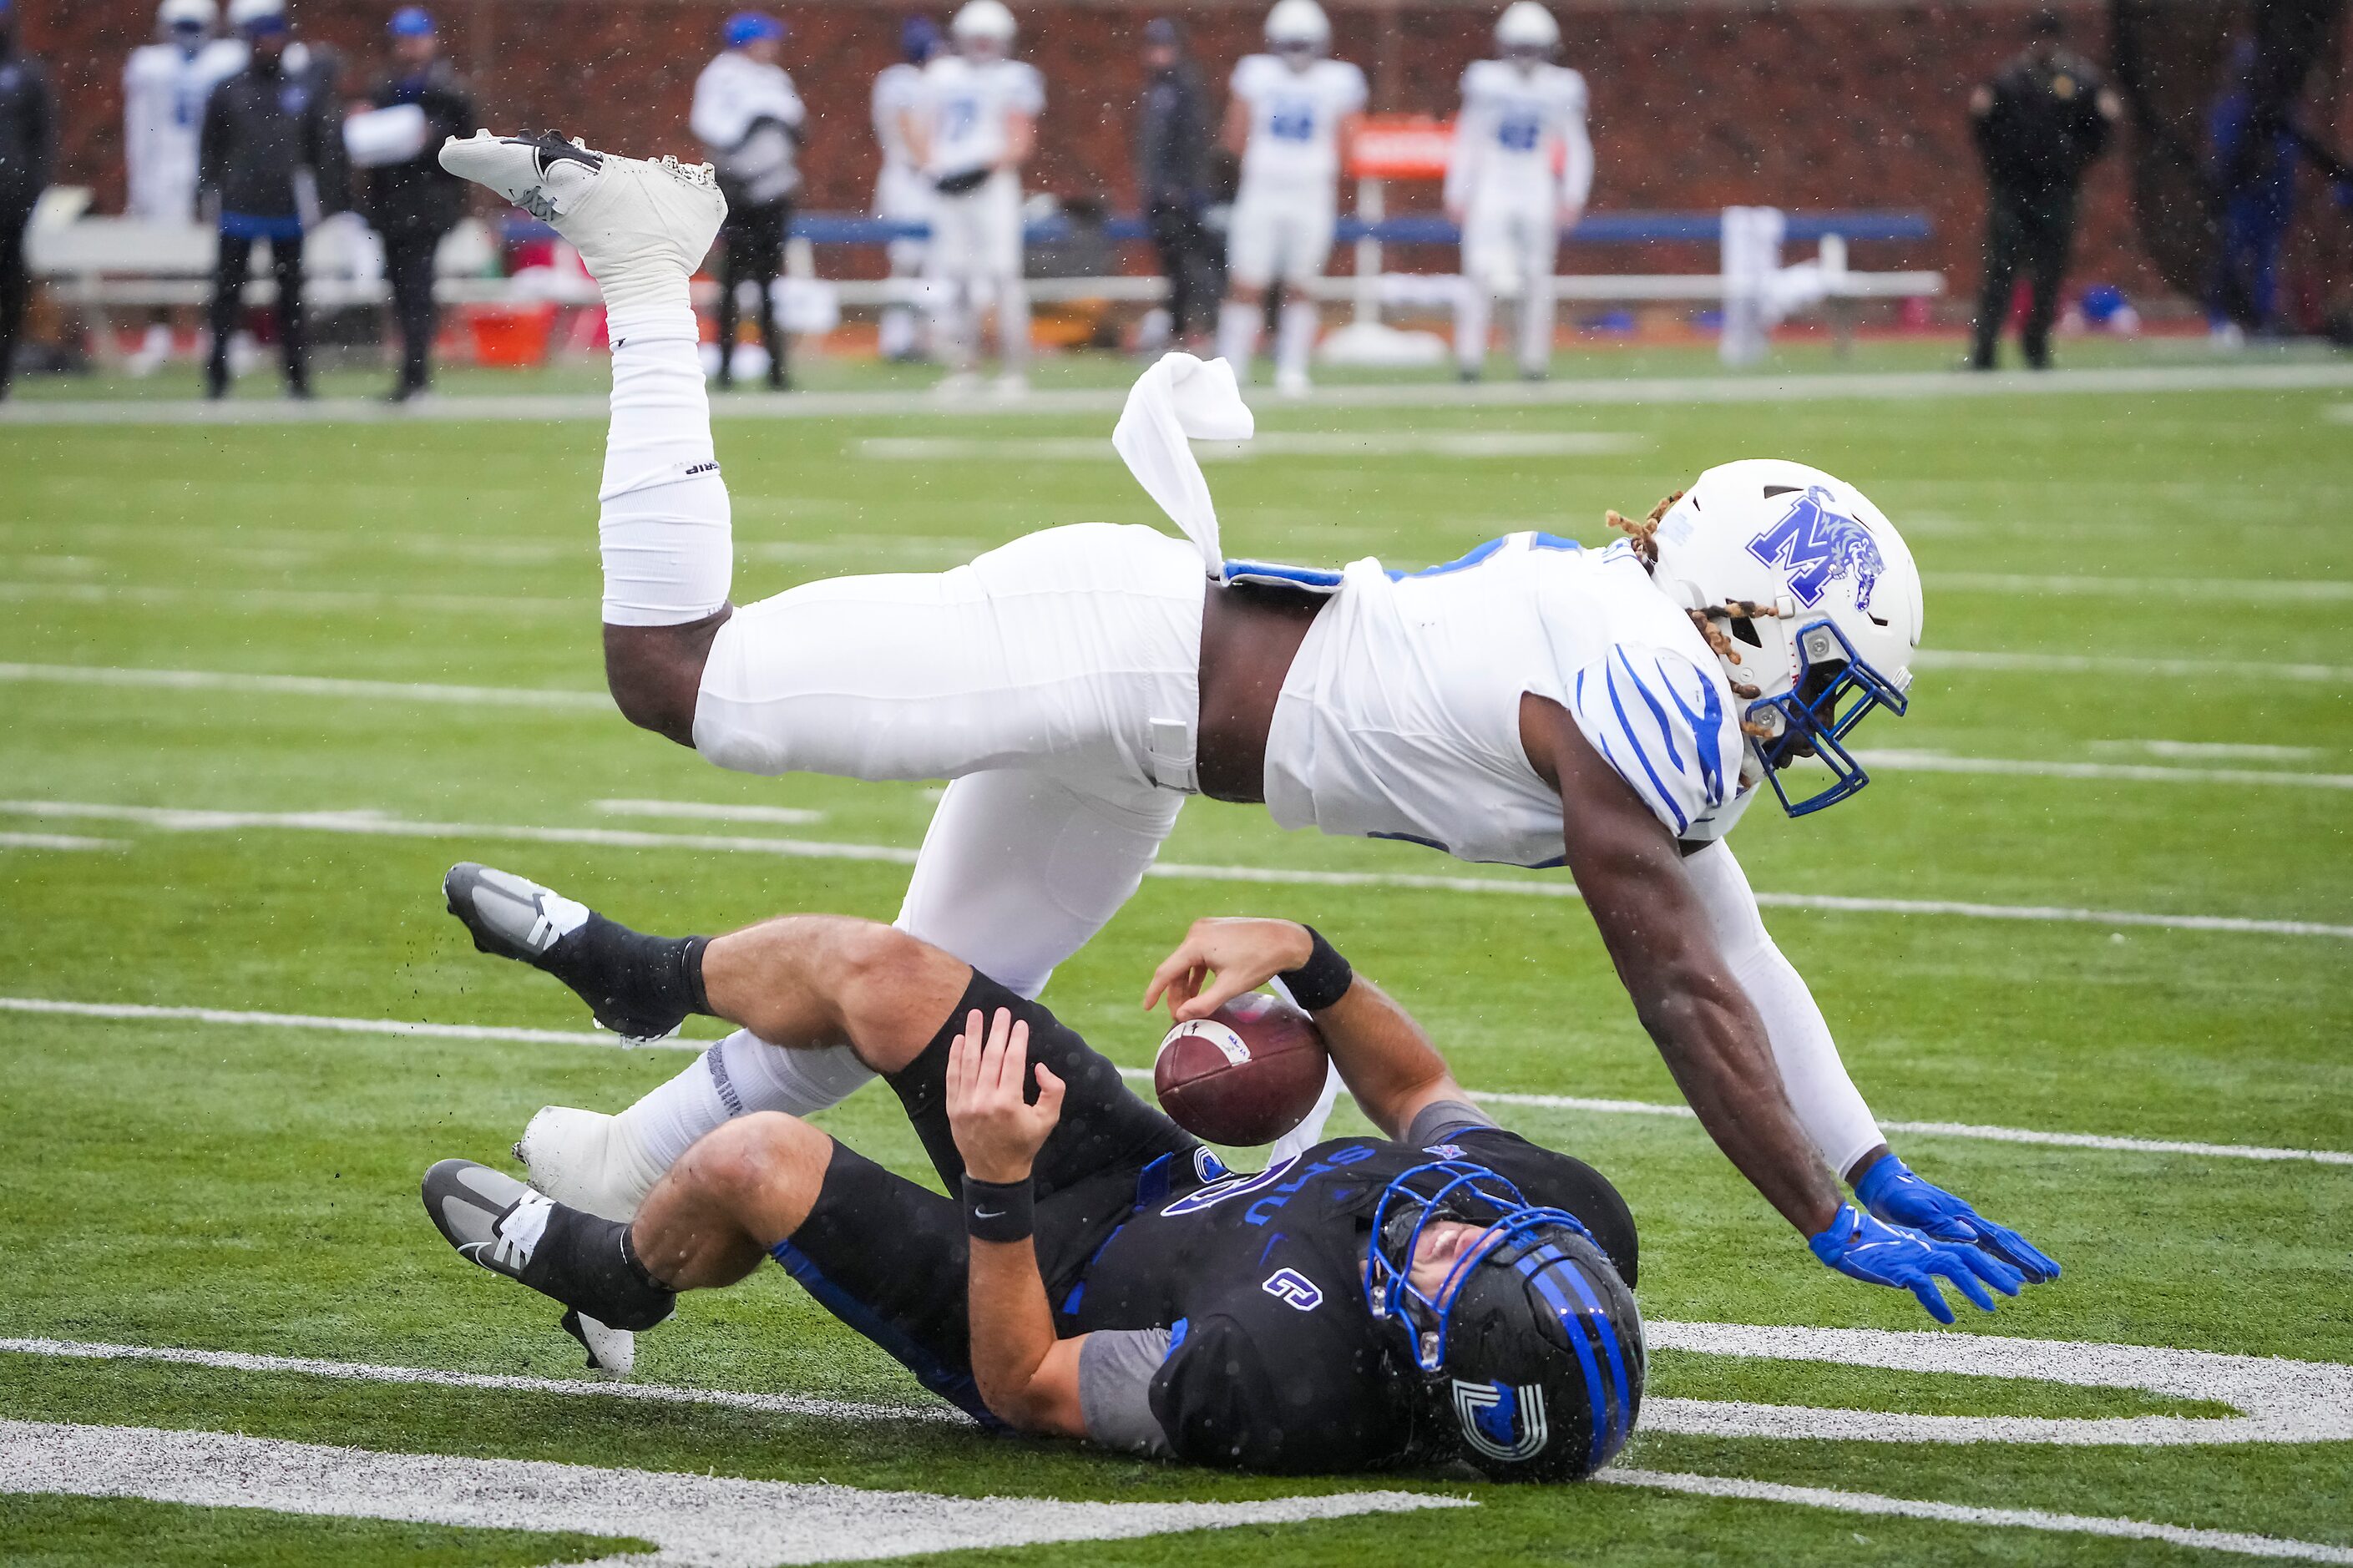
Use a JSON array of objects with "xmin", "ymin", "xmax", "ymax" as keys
[
  {"xmin": 0, "ymin": 581, "xmax": 578, "ymax": 616},
  {"xmin": 2090, "ymin": 741, "xmax": 2321, "ymax": 761},
  {"xmin": 1854, "ymin": 750, "xmax": 2353, "ymax": 791},
  {"xmin": 0, "ymin": 832, "xmax": 121, "ymax": 851},
  {"xmin": 8, "ymin": 361, "xmax": 2350, "ymax": 428},
  {"xmin": 4, "ymin": 797, "xmax": 2348, "ymax": 942},
  {"xmin": 857, "ymin": 432, "xmax": 1647, "ymax": 462},
  {"xmin": 0, "ymin": 662, "xmax": 610, "ymax": 711},
  {"xmin": 6, "ymin": 996, "xmax": 2347, "ymax": 1168},
  {"xmin": 595, "ymin": 798, "xmax": 827, "ymax": 827},
  {"xmin": 0, "ymin": 1418, "xmax": 1465, "ymax": 1568},
  {"xmin": 1916, "ymin": 648, "xmax": 2353, "ymax": 683},
  {"xmin": 1930, "ymin": 573, "xmax": 2353, "ymax": 604},
  {"xmin": 1598, "ymin": 1469, "xmax": 2353, "ymax": 1564}
]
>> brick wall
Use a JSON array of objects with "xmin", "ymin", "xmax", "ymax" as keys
[{"xmin": 17, "ymin": 0, "xmax": 2350, "ymax": 305}]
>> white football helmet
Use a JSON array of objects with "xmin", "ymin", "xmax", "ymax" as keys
[
  {"xmin": 1647, "ymin": 459, "xmax": 1922, "ymax": 815},
  {"xmin": 1495, "ymin": 2, "xmax": 1559, "ymax": 56},
  {"xmin": 160, "ymin": 0, "xmax": 217, "ymax": 33},
  {"xmin": 226, "ymin": 0, "xmax": 284, "ymax": 25},
  {"xmin": 1266, "ymin": 0, "xmax": 1332, "ymax": 56},
  {"xmin": 950, "ymin": 0, "xmax": 1016, "ymax": 52}
]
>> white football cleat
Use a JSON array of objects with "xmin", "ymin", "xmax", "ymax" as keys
[
  {"xmin": 1273, "ymin": 367, "xmax": 1313, "ymax": 401},
  {"xmin": 990, "ymin": 372, "xmax": 1030, "ymax": 397},
  {"xmin": 438, "ymin": 130, "xmax": 725, "ymax": 316}
]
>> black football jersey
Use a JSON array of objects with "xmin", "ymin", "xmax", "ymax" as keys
[{"xmin": 1060, "ymin": 1126, "xmax": 1634, "ymax": 1473}]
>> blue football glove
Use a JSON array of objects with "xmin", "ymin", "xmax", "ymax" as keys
[
  {"xmin": 1809, "ymin": 1202, "xmax": 2024, "ymax": 1324},
  {"xmin": 1854, "ymin": 1152, "xmax": 2062, "ymax": 1284}
]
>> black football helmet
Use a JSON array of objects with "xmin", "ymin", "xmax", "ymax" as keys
[{"xmin": 1364, "ymin": 1161, "xmax": 1643, "ymax": 1481}]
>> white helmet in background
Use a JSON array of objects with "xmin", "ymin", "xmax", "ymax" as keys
[
  {"xmin": 1647, "ymin": 459, "xmax": 1923, "ymax": 816},
  {"xmin": 1495, "ymin": 2, "xmax": 1559, "ymax": 56},
  {"xmin": 227, "ymin": 0, "xmax": 283, "ymax": 23},
  {"xmin": 950, "ymin": 0, "xmax": 1016, "ymax": 52},
  {"xmin": 160, "ymin": 0, "xmax": 218, "ymax": 34},
  {"xmin": 1265, "ymin": 0, "xmax": 1332, "ymax": 57}
]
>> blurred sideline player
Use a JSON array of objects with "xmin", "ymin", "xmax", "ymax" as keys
[
  {"xmin": 429, "ymin": 894, "xmax": 1654, "ymax": 1475},
  {"xmin": 1445, "ymin": 2, "xmax": 1588, "ymax": 382},
  {"xmin": 358, "ymin": 7, "xmax": 478, "ymax": 403},
  {"xmin": 871, "ymin": 16, "xmax": 939, "ymax": 362},
  {"xmin": 1215, "ymin": 0, "xmax": 1364, "ymax": 397},
  {"xmin": 433, "ymin": 130, "xmax": 2061, "ymax": 1373},
  {"xmin": 692, "ymin": 9, "xmax": 804, "ymax": 392},
  {"xmin": 0, "ymin": 0, "xmax": 50, "ymax": 403},
  {"xmin": 910, "ymin": 0, "xmax": 1040, "ymax": 394},
  {"xmin": 122, "ymin": 0, "xmax": 243, "ymax": 375}
]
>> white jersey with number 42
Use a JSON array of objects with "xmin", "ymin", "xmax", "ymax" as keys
[
  {"xmin": 1231, "ymin": 53, "xmax": 1367, "ymax": 192},
  {"xmin": 1447, "ymin": 58, "xmax": 1591, "ymax": 212},
  {"xmin": 918, "ymin": 54, "xmax": 1045, "ymax": 178},
  {"xmin": 1263, "ymin": 534, "xmax": 1755, "ymax": 864}
]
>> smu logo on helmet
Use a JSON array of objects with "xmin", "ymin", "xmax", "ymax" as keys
[
  {"xmin": 1451, "ymin": 1378, "xmax": 1550, "ymax": 1464},
  {"xmin": 1743, "ymin": 485, "xmax": 1885, "ymax": 613}
]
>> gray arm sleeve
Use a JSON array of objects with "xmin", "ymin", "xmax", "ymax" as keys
[
  {"xmin": 1077, "ymin": 1329, "xmax": 1176, "ymax": 1457},
  {"xmin": 1405, "ymin": 1098, "xmax": 1500, "ymax": 1149}
]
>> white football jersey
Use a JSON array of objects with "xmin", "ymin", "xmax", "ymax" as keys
[
  {"xmin": 1445, "ymin": 58, "xmax": 1591, "ymax": 211},
  {"xmin": 872, "ymin": 60, "xmax": 926, "ymax": 176},
  {"xmin": 122, "ymin": 38, "xmax": 243, "ymax": 222},
  {"xmin": 691, "ymin": 50, "xmax": 805, "ymax": 153},
  {"xmin": 1261, "ymin": 535, "xmax": 1755, "ymax": 863},
  {"xmin": 1230, "ymin": 53, "xmax": 1367, "ymax": 190},
  {"xmin": 919, "ymin": 54, "xmax": 1044, "ymax": 177}
]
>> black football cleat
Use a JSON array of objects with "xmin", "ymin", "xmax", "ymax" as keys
[
  {"xmin": 423, "ymin": 1157, "xmax": 554, "ymax": 1287},
  {"xmin": 443, "ymin": 863, "xmax": 688, "ymax": 1044}
]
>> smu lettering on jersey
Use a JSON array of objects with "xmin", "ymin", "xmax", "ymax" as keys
[
  {"xmin": 1231, "ymin": 53, "xmax": 1367, "ymax": 190},
  {"xmin": 1069, "ymin": 1128, "xmax": 1631, "ymax": 1472},
  {"xmin": 919, "ymin": 54, "xmax": 1044, "ymax": 176},
  {"xmin": 1261, "ymin": 534, "xmax": 1755, "ymax": 860},
  {"xmin": 1445, "ymin": 58, "xmax": 1591, "ymax": 211}
]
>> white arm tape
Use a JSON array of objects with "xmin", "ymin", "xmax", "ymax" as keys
[
  {"xmin": 1683, "ymin": 838, "xmax": 1884, "ymax": 1177},
  {"xmin": 1111, "ymin": 352, "xmax": 1254, "ymax": 579}
]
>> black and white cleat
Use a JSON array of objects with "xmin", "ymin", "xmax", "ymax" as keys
[
  {"xmin": 443, "ymin": 862, "xmax": 686, "ymax": 1044},
  {"xmin": 422, "ymin": 1157, "xmax": 555, "ymax": 1287}
]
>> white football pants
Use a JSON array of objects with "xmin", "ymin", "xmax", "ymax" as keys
[{"xmin": 1457, "ymin": 199, "xmax": 1560, "ymax": 377}]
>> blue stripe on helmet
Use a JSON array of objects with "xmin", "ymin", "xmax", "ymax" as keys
[
  {"xmin": 1555, "ymin": 1256, "xmax": 1633, "ymax": 1457},
  {"xmin": 1519, "ymin": 1249, "xmax": 1607, "ymax": 1474}
]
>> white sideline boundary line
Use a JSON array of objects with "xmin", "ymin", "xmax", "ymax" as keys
[
  {"xmin": 4, "ymin": 797, "xmax": 2349, "ymax": 942},
  {"xmin": 6, "ymin": 1342, "xmax": 2353, "ymax": 1559},
  {"xmin": 0, "ymin": 1418, "xmax": 1465, "ymax": 1568},
  {"xmin": 8, "ymin": 360, "xmax": 2352, "ymax": 427},
  {"xmin": 4, "ymin": 996, "xmax": 2345, "ymax": 1167},
  {"xmin": 1854, "ymin": 750, "xmax": 2353, "ymax": 792},
  {"xmin": 1597, "ymin": 1469, "xmax": 2353, "ymax": 1564}
]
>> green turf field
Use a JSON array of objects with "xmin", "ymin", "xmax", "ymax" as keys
[{"xmin": 1, "ymin": 348, "xmax": 2349, "ymax": 1565}]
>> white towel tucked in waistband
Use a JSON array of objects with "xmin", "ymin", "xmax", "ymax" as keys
[{"xmin": 1111, "ymin": 351, "xmax": 1254, "ymax": 580}]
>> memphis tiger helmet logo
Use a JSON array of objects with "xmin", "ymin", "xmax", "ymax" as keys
[
  {"xmin": 1450, "ymin": 1378, "xmax": 1549, "ymax": 1464},
  {"xmin": 1743, "ymin": 484, "xmax": 1886, "ymax": 614}
]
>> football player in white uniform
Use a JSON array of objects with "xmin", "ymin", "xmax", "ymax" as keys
[
  {"xmin": 910, "ymin": 0, "xmax": 1041, "ymax": 394},
  {"xmin": 434, "ymin": 129, "xmax": 2061, "ymax": 1373},
  {"xmin": 870, "ymin": 16, "xmax": 939, "ymax": 362},
  {"xmin": 1214, "ymin": 0, "xmax": 1365, "ymax": 397},
  {"xmin": 123, "ymin": 0, "xmax": 244, "ymax": 373},
  {"xmin": 1445, "ymin": 2, "xmax": 1589, "ymax": 382}
]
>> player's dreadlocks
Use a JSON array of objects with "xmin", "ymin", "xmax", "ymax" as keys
[{"xmin": 1606, "ymin": 489, "xmax": 1782, "ymax": 736}]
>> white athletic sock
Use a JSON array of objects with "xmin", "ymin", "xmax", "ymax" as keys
[
  {"xmin": 608, "ymin": 1029, "xmax": 878, "ymax": 1187},
  {"xmin": 1517, "ymin": 268, "xmax": 1556, "ymax": 377},
  {"xmin": 1276, "ymin": 298, "xmax": 1319, "ymax": 382},
  {"xmin": 1455, "ymin": 278, "xmax": 1490, "ymax": 374},
  {"xmin": 596, "ymin": 311, "xmax": 734, "ymax": 627},
  {"xmin": 1216, "ymin": 299, "xmax": 1260, "ymax": 382}
]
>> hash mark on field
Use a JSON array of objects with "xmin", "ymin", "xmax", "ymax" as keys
[
  {"xmin": 5, "ymin": 797, "xmax": 2350, "ymax": 941},
  {"xmin": 1916, "ymin": 648, "xmax": 2353, "ymax": 684},
  {"xmin": 1931, "ymin": 572, "xmax": 2353, "ymax": 604},
  {"xmin": 0, "ymin": 832, "xmax": 122, "ymax": 852},
  {"xmin": 0, "ymin": 1418, "xmax": 1465, "ymax": 1567},
  {"xmin": 6, "ymin": 997, "xmax": 2349, "ymax": 1167},
  {"xmin": 0, "ymin": 663, "xmax": 610, "ymax": 711},
  {"xmin": 595, "ymin": 798, "xmax": 827, "ymax": 827}
]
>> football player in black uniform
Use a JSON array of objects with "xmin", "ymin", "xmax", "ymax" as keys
[{"xmin": 423, "ymin": 869, "xmax": 1652, "ymax": 1478}]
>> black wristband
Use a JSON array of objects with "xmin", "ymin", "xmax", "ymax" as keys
[
  {"xmin": 1278, "ymin": 925, "xmax": 1354, "ymax": 1012},
  {"xmin": 961, "ymin": 1175, "xmax": 1034, "ymax": 1244}
]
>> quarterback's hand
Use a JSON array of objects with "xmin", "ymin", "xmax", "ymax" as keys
[
  {"xmin": 1809, "ymin": 1203, "xmax": 2024, "ymax": 1324},
  {"xmin": 1855, "ymin": 1153, "xmax": 2061, "ymax": 1283},
  {"xmin": 1144, "ymin": 917, "xmax": 1314, "ymax": 1023},
  {"xmin": 945, "ymin": 1007, "xmax": 1064, "ymax": 1185}
]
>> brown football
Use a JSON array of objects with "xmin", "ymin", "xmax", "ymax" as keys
[{"xmin": 1153, "ymin": 991, "xmax": 1332, "ymax": 1147}]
